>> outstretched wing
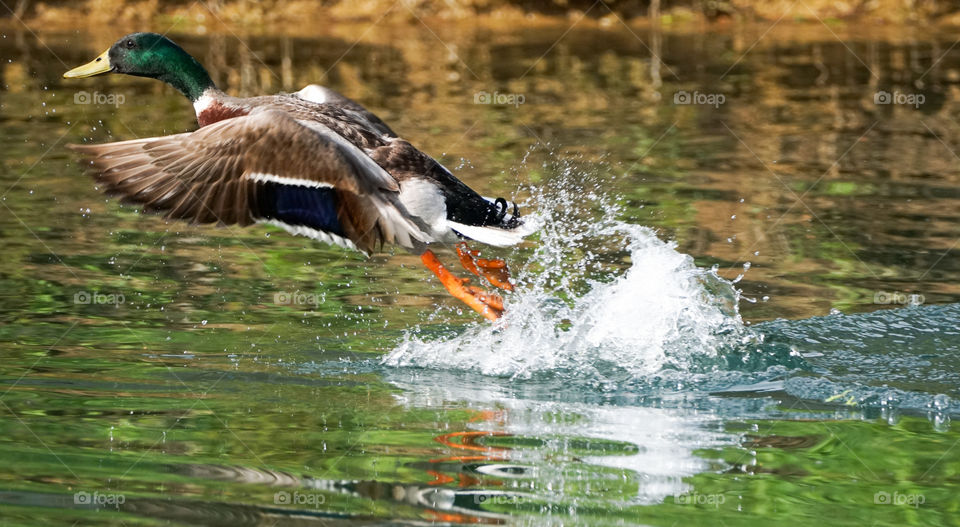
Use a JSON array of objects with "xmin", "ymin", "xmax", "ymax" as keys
[{"xmin": 69, "ymin": 109, "xmax": 427, "ymax": 253}]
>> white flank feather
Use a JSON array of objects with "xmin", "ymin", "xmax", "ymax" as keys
[
  {"xmin": 398, "ymin": 179, "xmax": 457, "ymax": 243},
  {"xmin": 295, "ymin": 85, "xmax": 333, "ymax": 104}
]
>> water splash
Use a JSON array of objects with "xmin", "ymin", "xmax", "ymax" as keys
[{"xmin": 383, "ymin": 165, "xmax": 788, "ymax": 380}]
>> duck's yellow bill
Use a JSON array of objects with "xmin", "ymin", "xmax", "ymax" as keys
[{"xmin": 63, "ymin": 50, "xmax": 112, "ymax": 78}]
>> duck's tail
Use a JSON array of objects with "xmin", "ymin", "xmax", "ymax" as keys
[{"xmin": 448, "ymin": 196, "xmax": 537, "ymax": 247}]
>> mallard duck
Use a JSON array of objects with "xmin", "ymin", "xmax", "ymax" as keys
[{"xmin": 64, "ymin": 32, "xmax": 532, "ymax": 321}]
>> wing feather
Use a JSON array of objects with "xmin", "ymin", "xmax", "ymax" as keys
[{"xmin": 69, "ymin": 109, "xmax": 427, "ymax": 252}]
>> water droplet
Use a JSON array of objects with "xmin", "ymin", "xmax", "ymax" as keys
[
  {"xmin": 933, "ymin": 413, "xmax": 951, "ymax": 432},
  {"xmin": 932, "ymin": 394, "xmax": 950, "ymax": 411}
]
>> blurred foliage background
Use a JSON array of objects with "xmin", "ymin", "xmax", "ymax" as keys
[{"xmin": 11, "ymin": 0, "xmax": 960, "ymax": 29}]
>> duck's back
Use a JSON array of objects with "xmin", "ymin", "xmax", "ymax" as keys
[{"xmin": 247, "ymin": 90, "xmax": 515, "ymax": 230}]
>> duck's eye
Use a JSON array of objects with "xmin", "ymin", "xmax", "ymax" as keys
[{"xmin": 125, "ymin": 39, "xmax": 135, "ymax": 49}]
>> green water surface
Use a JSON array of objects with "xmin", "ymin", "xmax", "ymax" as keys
[{"xmin": 1, "ymin": 21, "xmax": 959, "ymax": 526}]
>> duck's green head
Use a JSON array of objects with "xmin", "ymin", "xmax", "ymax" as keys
[{"xmin": 63, "ymin": 32, "xmax": 215, "ymax": 102}]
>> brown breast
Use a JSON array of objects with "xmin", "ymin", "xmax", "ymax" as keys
[{"xmin": 197, "ymin": 101, "xmax": 250, "ymax": 127}]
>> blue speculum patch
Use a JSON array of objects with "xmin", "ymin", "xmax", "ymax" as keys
[{"xmin": 260, "ymin": 182, "xmax": 344, "ymax": 236}]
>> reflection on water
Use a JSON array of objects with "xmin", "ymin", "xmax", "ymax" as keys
[
  {"xmin": 387, "ymin": 372, "xmax": 736, "ymax": 507},
  {"xmin": 1, "ymin": 19, "xmax": 959, "ymax": 527}
]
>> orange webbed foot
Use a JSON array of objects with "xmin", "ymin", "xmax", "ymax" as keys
[
  {"xmin": 456, "ymin": 242, "xmax": 515, "ymax": 291},
  {"xmin": 422, "ymin": 250, "xmax": 504, "ymax": 321}
]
